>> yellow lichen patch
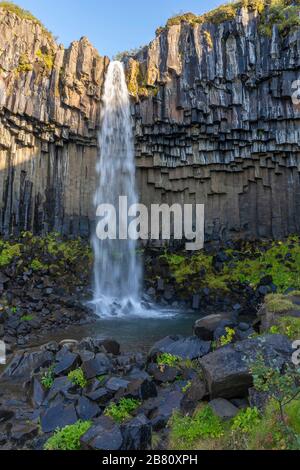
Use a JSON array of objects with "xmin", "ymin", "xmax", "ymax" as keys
[{"xmin": 203, "ymin": 30, "xmax": 213, "ymax": 49}]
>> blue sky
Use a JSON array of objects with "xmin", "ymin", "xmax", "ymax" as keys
[{"xmin": 13, "ymin": 0, "xmax": 223, "ymax": 58}]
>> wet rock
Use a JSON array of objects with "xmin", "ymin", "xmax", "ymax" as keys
[
  {"xmin": 82, "ymin": 354, "xmax": 111, "ymax": 380},
  {"xmin": 85, "ymin": 387, "xmax": 113, "ymax": 404},
  {"xmin": 194, "ymin": 314, "xmax": 233, "ymax": 341},
  {"xmin": 181, "ymin": 377, "xmax": 207, "ymax": 414},
  {"xmin": 92, "ymin": 338, "xmax": 120, "ymax": 356},
  {"xmin": 121, "ymin": 414, "xmax": 151, "ymax": 450},
  {"xmin": 149, "ymin": 389, "xmax": 183, "ymax": 431},
  {"xmin": 46, "ymin": 376, "xmax": 77, "ymax": 401},
  {"xmin": 147, "ymin": 363, "xmax": 179, "ymax": 384},
  {"xmin": 30, "ymin": 377, "xmax": 46, "ymax": 407},
  {"xmin": 10, "ymin": 423, "xmax": 39, "ymax": 446},
  {"xmin": 41, "ymin": 403, "xmax": 78, "ymax": 433},
  {"xmin": 1, "ymin": 350, "xmax": 54, "ymax": 381},
  {"xmin": 199, "ymin": 334, "xmax": 293, "ymax": 399},
  {"xmin": 80, "ymin": 416, "xmax": 123, "ymax": 450},
  {"xmin": 76, "ymin": 396, "xmax": 101, "ymax": 420},
  {"xmin": 192, "ymin": 295, "xmax": 200, "ymax": 310},
  {"xmin": 124, "ymin": 378, "xmax": 157, "ymax": 400},
  {"xmin": 148, "ymin": 335, "xmax": 211, "ymax": 361},
  {"xmin": 54, "ymin": 351, "xmax": 80, "ymax": 376},
  {"xmin": 208, "ymin": 398, "xmax": 239, "ymax": 420},
  {"xmin": 106, "ymin": 377, "xmax": 130, "ymax": 393}
]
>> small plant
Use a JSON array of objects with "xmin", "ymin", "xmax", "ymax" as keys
[
  {"xmin": 21, "ymin": 314, "xmax": 34, "ymax": 322},
  {"xmin": 182, "ymin": 381, "xmax": 192, "ymax": 393},
  {"xmin": 104, "ymin": 398, "xmax": 141, "ymax": 423},
  {"xmin": 44, "ymin": 420, "xmax": 92, "ymax": 450},
  {"xmin": 249, "ymin": 354, "xmax": 300, "ymax": 422},
  {"xmin": 231, "ymin": 407, "xmax": 261, "ymax": 433},
  {"xmin": 30, "ymin": 259, "xmax": 47, "ymax": 271},
  {"xmin": 157, "ymin": 353, "xmax": 181, "ymax": 368},
  {"xmin": 265, "ymin": 293, "xmax": 294, "ymax": 313},
  {"xmin": 220, "ymin": 327, "xmax": 236, "ymax": 346},
  {"xmin": 41, "ymin": 365, "xmax": 55, "ymax": 390},
  {"xmin": 67, "ymin": 368, "xmax": 87, "ymax": 388},
  {"xmin": 169, "ymin": 406, "xmax": 224, "ymax": 449},
  {"xmin": 269, "ymin": 316, "xmax": 300, "ymax": 340}
]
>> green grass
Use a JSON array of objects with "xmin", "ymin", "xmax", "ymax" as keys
[
  {"xmin": 0, "ymin": 241, "xmax": 21, "ymax": 267},
  {"xmin": 67, "ymin": 368, "xmax": 87, "ymax": 388},
  {"xmin": 41, "ymin": 366, "xmax": 55, "ymax": 390},
  {"xmin": 44, "ymin": 420, "xmax": 92, "ymax": 450},
  {"xmin": 157, "ymin": 0, "xmax": 299, "ymax": 38},
  {"xmin": 265, "ymin": 293, "xmax": 295, "ymax": 312},
  {"xmin": 162, "ymin": 236, "xmax": 300, "ymax": 295},
  {"xmin": 269, "ymin": 315, "xmax": 300, "ymax": 340},
  {"xmin": 169, "ymin": 405, "xmax": 224, "ymax": 450},
  {"xmin": 104, "ymin": 398, "xmax": 141, "ymax": 423}
]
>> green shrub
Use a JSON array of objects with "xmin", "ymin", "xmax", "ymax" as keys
[
  {"xmin": 269, "ymin": 315, "xmax": 300, "ymax": 340},
  {"xmin": 104, "ymin": 398, "xmax": 141, "ymax": 423},
  {"xmin": 44, "ymin": 420, "xmax": 92, "ymax": 450},
  {"xmin": 30, "ymin": 259, "xmax": 47, "ymax": 271},
  {"xmin": 67, "ymin": 368, "xmax": 87, "ymax": 388},
  {"xmin": 36, "ymin": 48, "xmax": 54, "ymax": 73},
  {"xmin": 169, "ymin": 406, "xmax": 224, "ymax": 449},
  {"xmin": 0, "ymin": 241, "xmax": 21, "ymax": 267},
  {"xmin": 157, "ymin": 353, "xmax": 181, "ymax": 367},
  {"xmin": 16, "ymin": 53, "xmax": 32, "ymax": 73},
  {"xmin": 231, "ymin": 407, "xmax": 261, "ymax": 433},
  {"xmin": 21, "ymin": 314, "xmax": 34, "ymax": 322},
  {"xmin": 41, "ymin": 366, "xmax": 55, "ymax": 390}
]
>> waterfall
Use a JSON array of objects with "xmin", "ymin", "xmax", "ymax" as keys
[{"xmin": 92, "ymin": 61, "xmax": 141, "ymax": 317}]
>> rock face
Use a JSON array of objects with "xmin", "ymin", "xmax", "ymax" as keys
[
  {"xmin": 0, "ymin": 5, "xmax": 300, "ymax": 240},
  {"xmin": 0, "ymin": 7, "xmax": 109, "ymax": 236}
]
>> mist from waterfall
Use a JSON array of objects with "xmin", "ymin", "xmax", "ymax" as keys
[{"xmin": 92, "ymin": 61, "xmax": 141, "ymax": 317}]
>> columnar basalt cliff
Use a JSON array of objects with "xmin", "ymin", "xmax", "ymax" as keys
[
  {"xmin": 0, "ymin": 3, "xmax": 300, "ymax": 240},
  {"xmin": 0, "ymin": 7, "xmax": 109, "ymax": 236},
  {"xmin": 127, "ymin": 5, "xmax": 300, "ymax": 241}
]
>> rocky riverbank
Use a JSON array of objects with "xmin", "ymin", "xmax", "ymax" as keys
[{"xmin": 0, "ymin": 298, "xmax": 299, "ymax": 450}]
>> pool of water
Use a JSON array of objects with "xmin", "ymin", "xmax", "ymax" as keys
[{"xmin": 28, "ymin": 310, "xmax": 199, "ymax": 353}]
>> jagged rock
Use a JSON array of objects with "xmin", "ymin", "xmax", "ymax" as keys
[
  {"xmin": 121, "ymin": 414, "xmax": 151, "ymax": 450},
  {"xmin": 148, "ymin": 335, "xmax": 211, "ymax": 361},
  {"xmin": 41, "ymin": 403, "xmax": 78, "ymax": 433},
  {"xmin": 80, "ymin": 416, "xmax": 123, "ymax": 450},
  {"xmin": 181, "ymin": 377, "xmax": 207, "ymax": 414},
  {"xmin": 194, "ymin": 314, "xmax": 233, "ymax": 341},
  {"xmin": 1, "ymin": 350, "xmax": 54, "ymax": 380},
  {"xmin": 82, "ymin": 354, "xmax": 111, "ymax": 380},
  {"xmin": 76, "ymin": 397, "xmax": 101, "ymax": 421},
  {"xmin": 54, "ymin": 351, "xmax": 79, "ymax": 376},
  {"xmin": 147, "ymin": 364, "xmax": 179, "ymax": 384}
]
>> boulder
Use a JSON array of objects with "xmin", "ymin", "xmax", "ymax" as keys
[
  {"xmin": 148, "ymin": 389, "xmax": 183, "ymax": 431},
  {"xmin": 80, "ymin": 416, "xmax": 123, "ymax": 450},
  {"xmin": 121, "ymin": 414, "xmax": 152, "ymax": 450},
  {"xmin": 194, "ymin": 314, "xmax": 233, "ymax": 341},
  {"xmin": 1, "ymin": 350, "xmax": 54, "ymax": 381},
  {"xmin": 54, "ymin": 351, "xmax": 79, "ymax": 376},
  {"xmin": 76, "ymin": 397, "xmax": 101, "ymax": 420},
  {"xmin": 199, "ymin": 334, "xmax": 293, "ymax": 399},
  {"xmin": 147, "ymin": 363, "xmax": 179, "ymax": 384},
  {"xmin": 208, "ymin": 398, "xmax": 239, "ymax": 420},
  {"xmin": 181, "ymin": 377, "xmax": 207, "ymax": 413},
  {"xmin": 106, "ymin": 377, "xmax": 130, "ymax": 393},
  {"xmin": 124, "ymin": 378, "xmax": 157, "ymax": 401},
  {"xmin": 148, "ymin": 335, "xmax": 211, "ymax": 361},
  {"xmin": 82, "ymin": 353, "xmax": 111, "ymax": 380},
  {"xmin": 41, "ymin": 403, "xmax": 78, "ymax": 433}
]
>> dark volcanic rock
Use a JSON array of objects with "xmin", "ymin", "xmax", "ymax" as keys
[
  {"xmin": 76, "ymin": 397, "xmax": 101, "ymax": 421},
  {"xmin": 199, "ymin": 334, "xmax": 293, "ymax": 399},
  {"xmin": 41, "ymin": 403, "xmax": 78, "ymax": 433},
  {"xmin": 82, "ymin": 354, "xmax": 111, "ymax": 380},
  {"xmin": 208, "ymin": 398, "xmax": 239, "ymax": 420},
  {"xmin": 80, "ymin": 416, "xmax": 123, "ymax": 450},
  {"xmin": 54, "ymin": 351, "xmax": 79, "ymax": 376},
  {"xmin": 194, "ymin": 314, "xmax": 233, "ymax": 341},
  {"xmin": 148, "ymin": 335, "xmax": 211, "ymax": 361},
  {"xmin": 121, "ymin": 414, "xmax": 152, "ymax": 450},
  {"xmin": 1, "ymin": 350, "xmax": 54, "ymax": 381}
]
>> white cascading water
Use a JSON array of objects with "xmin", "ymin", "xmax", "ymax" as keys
[
  {"xmin": 92, "ymin": 61, "xmax": 141, "ymax": 317},
  {"xmin": 92, "ymin": 61, "xmax": 175, "ymax": 319}
]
